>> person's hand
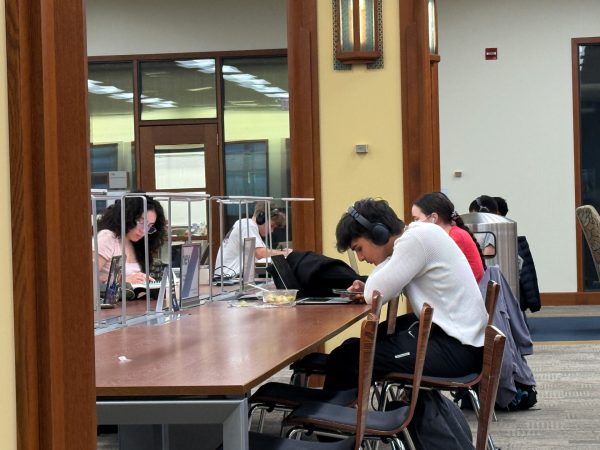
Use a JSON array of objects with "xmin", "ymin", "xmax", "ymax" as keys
[
  {"xmin": 347, "ymin": 280, "xmax": 365, "ymax": 303},
  {"xmin": 282, "ymin": 248, "xmax": 293, "ymax": 257},
  {"xmin": 127, "ymin": 272, "xmax": 155, "ymax": 284}
]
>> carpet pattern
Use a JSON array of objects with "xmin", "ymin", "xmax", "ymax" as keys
[{"xmin": 528, "ymin": 316, "xmax": 600, "ymax": 341}]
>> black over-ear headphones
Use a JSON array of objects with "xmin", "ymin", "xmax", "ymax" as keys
[
  {"xmin": 475, "ymin": 197, "xmax": 491, "ymax": 213},
  {"xmin": 347, "ymin": 206, "xmax": 390, "ymax": 245},
  {"xmin": 256, "ymin": 209, "xmax": 281, "ymax": 225}
]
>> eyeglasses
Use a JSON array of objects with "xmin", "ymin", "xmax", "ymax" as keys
[{"xmin": 136, "ymin": 219, "xmax": 157, "ymax": 235}]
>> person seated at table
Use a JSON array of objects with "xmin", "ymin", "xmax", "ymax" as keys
[
  {"xmin": 412, "ymin": 192, "xmax": 485, "ymax": 282},
  {"xmin": 214, "ymin": 204, "xmax": 292, "ymax": 278},
  {"xmin": 468, "ymin": 194, "xmax": 499, "ymax": 256},
  {"xmin": 94, "ymin": 196, "xmax": 166, "ymax": 285},
  {"xmin": 323, "ymin": 198, "xmax": 487, "ymax": 390}
]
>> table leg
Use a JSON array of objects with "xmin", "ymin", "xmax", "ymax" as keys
[{"xmin": 97, "ymin": 397, "xmax": 249, "ymax": 450}]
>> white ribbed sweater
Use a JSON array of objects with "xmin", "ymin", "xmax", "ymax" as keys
[{"xmin": 364, "ymin": 221, "xmax": 487, "ymax": 347}]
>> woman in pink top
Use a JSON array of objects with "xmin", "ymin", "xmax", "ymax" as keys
[
  {"xmin": 95, "ymin": 196, "xmax": 166, "ymax": 284},
  {"xmin": 412, "ymin": 192, "xmax": 485, "ymax": 282}
]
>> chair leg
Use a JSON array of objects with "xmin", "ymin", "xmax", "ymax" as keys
[
  {"xmin": 248, "ymin": 404, "xmax": 267, "ymax": 432},
  {"xmin": 389, "ymin": 436, "xmax": 406, "ymax": 450},
  {"xmin": 401, "ymin": 428, "xmax": 417, "ymax": 450},
  {"xmin": 487, "ymin": 433, "xmax": 496, "ymax": 450},
  {"xmin": 467, "ymin": 389, "xmax": 481, "ymax": 418},
  {"xmin": 286, "ymin": 427, "xmax": 305, "ymax": 440}
]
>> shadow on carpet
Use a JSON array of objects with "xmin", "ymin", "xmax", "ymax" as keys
[{"xmin": 528, "ymin": 315, "xmax": 600, "ymax": 341}]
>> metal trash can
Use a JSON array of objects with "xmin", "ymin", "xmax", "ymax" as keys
[{"xmin": 461, "ymin": 212, "xmax": 520, "ymax": 298}]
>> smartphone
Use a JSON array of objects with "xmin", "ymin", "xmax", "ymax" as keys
[{"xmin": 332, "ymin": 288, "xmax": 364, "ymax": 296}]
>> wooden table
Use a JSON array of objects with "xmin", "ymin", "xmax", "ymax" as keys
[{"xmin": 96, "ymin": 300, "xmax": 370, "ymax": 449}]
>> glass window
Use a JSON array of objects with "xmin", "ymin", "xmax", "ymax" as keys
[
  {"xmin": 88, "ymin": 62, "xmax": 136, "ymax": 195},
  {"xmin": 223, "ymin": 56, "xmax": 289, "ymax": 189},
  {"xmin": 154, "ymin": 144, "xmax": 206, "ymax": 190},
  {"xmin": 224, "ymin": 141, "xmax": 268, "ymax": 197},
  {"xmin": 578, "ymin": 43, "xmax": 600, "ymax": 290},
  {"xmin": 139, "ymin": 59, "xmax": 217, "ymax": 120},
  {"xmin": 222, "ymin": 56, "xmax": 290, "ymax": 234}
]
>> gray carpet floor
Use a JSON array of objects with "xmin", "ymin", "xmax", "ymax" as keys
[{"xmin": 97, "ymin": 306, "xmax": 600, "ymax": 449}]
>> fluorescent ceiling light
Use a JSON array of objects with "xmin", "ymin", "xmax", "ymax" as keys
[
  {"xmin": 109, "ymin": 92, "xmax": 134, "ymax": 100},
  {"xmin": 175, "ymin": 59, "xmax": 215, "ymax": 69},
  {"xmin": 223, "ymin": 74, "xmax": 257, "ymax": 82},
  {"xmin": 252, "ymin": 86, "xmax": 286, "ymax": 94},
  {"xmin": 248, "ymin": 79, "xmax": 271, "ymax": 85},
  {"xmin": 148, "ymin": 102, "xmax": 177, "ymax": 108},
  {"xmin": 222, "ymin": 65, "xmax": 241, "ymax": 74},
  {"xmin": 188, "ymin": 87, "xmax": 213, "ymax": 92},
  {"xmin": 265, "ymin": 93, "xmax": 289, "ymax": 98},
  {"xmin": 89, "ymin": 85, "xmax": 124, "ymax": 95},
  {"xmin": 140, "ymin": 97, "xmax": 163, "ymax": 104}
]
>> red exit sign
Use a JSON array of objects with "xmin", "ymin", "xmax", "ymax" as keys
[{"xmin": 485, "ymin": 48, "xmax": 498, "ymax": 60}]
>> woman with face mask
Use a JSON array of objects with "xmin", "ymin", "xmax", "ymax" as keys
[{"xmin": 412, "ymin": 192, "xmax": 485, "ymax": 282}]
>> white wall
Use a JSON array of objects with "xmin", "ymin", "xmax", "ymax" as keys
[
  {"xmin": 437, "ymin": 0, "xmax": 600, "ymax": 293},
  {"xmin": 86, "ymin": 0, "xmax": 287, "ymax": 56}
]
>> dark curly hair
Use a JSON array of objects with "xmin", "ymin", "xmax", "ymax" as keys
[
  {"xmin": 97, "ymin": 195, "xmax": 166, "ymax": 273},
  {"xmin": 335, "ymin": 198, "xmax": 405, "ymax": 252},
  {"xmin": 469, "ymin": 195, "xmax": 499, "ymax": 214},
  {"xmin": 414, "ymin": 192, "xmax": 486, "ymax": 270},
  {"xmin": 494, "ymin": 196, "xmax": 508, "ymax": 217}
]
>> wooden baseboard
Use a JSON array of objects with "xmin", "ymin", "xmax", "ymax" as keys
[{"xmin": 541, "ymin": 292, "xmax": 600, "ymax": 305}]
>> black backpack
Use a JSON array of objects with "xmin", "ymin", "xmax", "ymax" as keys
[{"xmin": 407, "ymin": 390, "xmax": 474, "ymax": 450}]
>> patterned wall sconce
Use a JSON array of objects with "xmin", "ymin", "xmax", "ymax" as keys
[{"xmin": 334, "ymin": 0, "xmax": 382, "ymax": 65}]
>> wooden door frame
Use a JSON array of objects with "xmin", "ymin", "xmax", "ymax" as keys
[
  {"xmin": 138, "ymin": 123, "xmax": 220, "ymax": 193},
  {"xmin": 6, "ymin": 0, "xmax": 435, "ymax": 448}
]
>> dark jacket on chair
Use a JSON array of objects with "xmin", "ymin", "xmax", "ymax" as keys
[{"xmin": 518, "ymin": 236, "xmax": 541, "ymax": 313}]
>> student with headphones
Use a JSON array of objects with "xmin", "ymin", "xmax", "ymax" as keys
[
  {"xmin": 468, "ymin": 195, "xmax": 499, "ymax": 256},
  {"xmin": 214, "ymin": 204, "xmax": 291, "ymax": 277},
  {"xmin": 324, "ymin": 198, "xmax": 487, "ymax": 390}
]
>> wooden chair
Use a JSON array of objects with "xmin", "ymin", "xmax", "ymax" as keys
[
  {"xmin": 248, "ymin": 310, "xmax": 380, "ymax": 450},
  {"xmin": 288, "ymin": 295, "xmax": 399, "ymax": 387},
  {"xmin": 282, "ymin": 303, "xmax": 434, "ymax": 450},
  {"xmin": 475, "ymin": 325, "xmax": 506, "ymax": 450},
  {"xmin": 576, "ymin": 205, "xmax": 600, "ymax": 280},
  {"xmin": 378, "ymin": 281, "xmax": 500, "ymax": 414},
  {"xmin": 484, "ymin": 280, "xmax": 501, "ymax": 326},
  {"xmin": 249, "ymin": 293, "xmax": 385, "ymax": 431},
  {"xmin": 378, "ymin": 316, "xmax": 504, "ymax": 450}
]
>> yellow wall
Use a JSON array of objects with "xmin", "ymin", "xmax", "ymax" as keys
[
  {"xmin": 0, "ymin": 2, "xmax": 18, "ymax": 448},
  {"xmin": 317, "ymin": 0, "xmax": 405, "ymax": 349}
]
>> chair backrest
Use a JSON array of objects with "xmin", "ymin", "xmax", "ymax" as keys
[
  {"xmin": 354, "ymin": 290, "xmax": 383, "ymax": 450},
  {"xmin": 402, "ymin": 303, "xmax": 434, "ymax": 430},
  {"xmin": 576, "ymin": 205, "xmax": 600, "ymax": 280},
  {"xmin": 484, "ymin": 281, "xmax": 500, "ymax": 325},
  {"xmin": 475, "ymin": 325, "xmax": 506, "ymax": 450},
  {"xmin": 385, "ymin": 296, "xmax": 400, "ymax": 335},
  {"xmin": 370, "ymin": 291, "xmax": 383, "ymax": 317}
]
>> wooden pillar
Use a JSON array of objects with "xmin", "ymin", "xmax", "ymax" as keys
[
  {"xmin": 400, "ymin": 0, "xmax": 441, "ymax": 221},
  {"xmin": 5, "ymin": 0, "xmax": 96, "ymax": 448},
  {"xmin": 287, "ymin": 0, "xmax": 322, "ymax": 252}
]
